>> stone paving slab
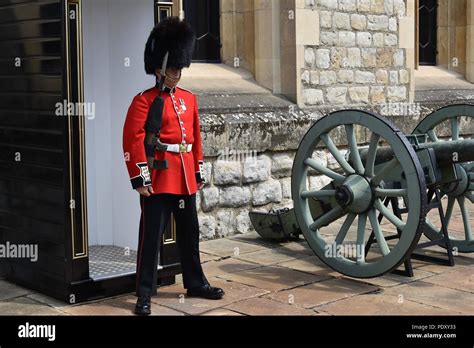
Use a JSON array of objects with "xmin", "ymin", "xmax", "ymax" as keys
[
  {"xmin": 384, "ymin": 281, "xmax": 474, "ymax": 314},
  {"xmin": 316, "ymin": 292, "xmax": 456, "ymax": 316},
  {"xmin": 217, "ymin": 265, "xmax": 327, "ymax": 292},
  {"xmin": 201, "ymin": 258, "xmax": 261, "ymax": 278},
  {"xmin": 421, "ymin": 266, "xmax": 474, "ymax": 293},
  {"xmin": 199, "ymin": 238, "xmax": 267, "ymax": 258},
  {"xmin": 201, "ymin": 308, "xmax": 244, "ymax": 316},
  {"xmin": 234, "ymin": 247, "xmax": 305, "ymax": 266},
  {"xmin": 408, "ymin": 256, "xmax": 443, "ymax": 270},
  {"xmin": 224, "ymin": 297, "xmax": 314, "ymax": 316},
  {"xmin": 0, "ymin": 297, "xmax": 64, "ymax": 316},
  {"xmin": 264, "ymin": 278, "xmax": 379, "ymax": 309},
  {"xmin": 343, "ymin": 268, "xmax": 436, "ymax": 288},
  {"xmin": 0, "ymin": 280, "xmax": 33, "ymax": 301},
  {"xmin": 276, "ymin": 256, "xmax": 339, "ymax": 279},
  {"xmin": 61, "ymin": 302, "xmax": 136, "ymax": 316},
  {"xmin": 228, "ymin": 231, "xmax": 283, "ymax": 249},
  {"xmin": 150, "ymin": 277, "xmax": 269, "ymax": 315},
  {"xmin": 200, "ymin": 252, "xmax": 222, "ymax": 263},
  {"xmin": 272, "ymin": 241, "xmax": 315, "ymax": 257},
  {"xmin": 26, "ymin": 293, "xmax": 70, "ymax": 309},
  {"xmin": 418, "ymin": 263, "xmax": 456, "ymax": 274},
  {"xmin": 455, "ymin": 253, "xmax": 474, "ymax": 265}
]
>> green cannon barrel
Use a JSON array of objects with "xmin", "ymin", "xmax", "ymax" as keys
[{"xmin": 360, "ymin": 139, "xmax": 474, "ymax": 166}]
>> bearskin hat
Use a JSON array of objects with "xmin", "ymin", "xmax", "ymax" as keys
[{"xmin": 144, "ymin": 17, "xmax": 196, "ymax": 75}]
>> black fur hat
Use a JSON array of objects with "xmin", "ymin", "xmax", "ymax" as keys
[{"xmin": 144, "ymin": 17, "xmax": 196, "ymax": 75}]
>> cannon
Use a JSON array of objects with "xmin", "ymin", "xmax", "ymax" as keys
[
  {"xmin": 412, "ymin": 105, "xmax": 474, "ymax": 253},
  {"xmin": 250, "ymin": 104, "xmax": 473, "ymax": 278}
]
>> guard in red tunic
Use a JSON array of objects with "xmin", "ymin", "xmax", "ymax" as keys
[{"xmin": 122, "ymin": 17, "xmax": 224, "ymax": 316}]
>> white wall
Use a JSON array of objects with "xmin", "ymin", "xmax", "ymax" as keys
[{"xmin": 83, "ymin": 0, "xmax": 155, "ymax": 249}]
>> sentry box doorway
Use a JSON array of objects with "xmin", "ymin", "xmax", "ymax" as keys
[{"xmin": 0, "ymin": 0, "xmax": 183, "ymax": 303}]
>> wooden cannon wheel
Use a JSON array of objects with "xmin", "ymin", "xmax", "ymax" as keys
[
  {"xmin": 413, "ymin": 104, "xmax": 474, "ymax": 253},
  {"xmin": 291, "ymin": 110, "xmax": 427, "ymax": 278}
]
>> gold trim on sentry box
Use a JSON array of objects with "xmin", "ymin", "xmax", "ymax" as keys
[
  {"xmin": 155, "ymin": 1, "xmax": 173, "ymax": 23},
  {"xmin": 65, "ymin": 0, "xmax": 88, "ymax": 259}
]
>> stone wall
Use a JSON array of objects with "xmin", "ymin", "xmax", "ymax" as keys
[
  {"xmin": 195, "ymin": 109, "xmax": 319, "ymax": 239},
  {"xmin": 195, "ymin": 101, "xmax": 474, "ymax": 241},
  {"xmin": 197, "ymin": 152, "xmax": 289, "ymax": 238},
  {"xmin": 300, "ymin": 0, "xmax": 412, "ymax": 106},
  {"xmin": 197, "ymin": 148, "xmax": 328, "ymax": 239}
]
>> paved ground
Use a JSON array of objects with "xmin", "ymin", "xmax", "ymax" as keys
[
  {"xmin": 414, "ymin": 66, "xmax": 474, "ymax": 102},
  {"xmin": 180, "ymin": 63, "xmax": 271, "ymax": 95},
  {"xmin": 0, "ymin": 202, "xmax": 473, "ymax": 316},
  {"xmin": 415, "ymin": 66, "xmax": 474, "ymax": 91}
]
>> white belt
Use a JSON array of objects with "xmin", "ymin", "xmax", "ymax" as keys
[{"xmin": 162, "ymin": 143, "xmax": 193, "ymax": 153}]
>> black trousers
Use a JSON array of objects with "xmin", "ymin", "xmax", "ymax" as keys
[{"xmin": 136, "ymin": 193, "xmax": 208, "ymax": 297}]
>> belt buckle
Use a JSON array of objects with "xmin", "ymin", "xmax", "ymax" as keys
[{"xmin": 179, "ymin": 143, "xmax": 187, "ymax": 153}]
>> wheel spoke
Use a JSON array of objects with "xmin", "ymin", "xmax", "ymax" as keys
[
  {"xmin": 304, "ymin": 158, "xmax": 346, "ymax": 184},
  {"xmin": 372, "ymin": 158, "xmax": 399, "ymax": 186},
  {"xmin": 309, "ymin": 206, "xmax": 344, "ymax": 231},
  {"xmin": 450, "ymin": 117, "xmax": 459, "ymax": 141},
  {"xmin": 374, "ymin": 199, "xmax": 405, "ymax": 230},
  {"xmin": 364, "ymin": 133, "xmax": 380, "ymax": 177},
  {"xmin": 320, "ymin": 133, "xmax": 356, "ymax": 175},
  {"xmin": 345, "ymin": 124, "xmax": 365, "ymax": 174},
  {"xmin": 375, "ymin": 188, "xmax": 408, "ymax": 198},
  {"xmin": 368, "ymin": 209, "xmax": 390, "ymax": 256},
  {"xmin": 301, "ymin": 189, "xmax": 336, "ymax": 199},
  {"xmin": 427, "ymin": 129, "xmax": 440, "ymax": 142},
  {"xmin": 356, "ymin": 213, "xmax": 367, "ymax": 264},
  {"xmin": 334, "ymin": 213, "xmax": 357, "ymax": 244},
  {"xmin": 457, "ymin": 196, "xmax": 473, "ymax": 241}
]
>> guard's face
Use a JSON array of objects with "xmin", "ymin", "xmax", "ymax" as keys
[{"xmin": 156, "ymin": 67, "xmax": 182, "ymax": 88}]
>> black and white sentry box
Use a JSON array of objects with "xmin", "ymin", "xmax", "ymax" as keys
[{"xmin": 0, "ymin": 0, "xmax": 209, "ymax": 303}]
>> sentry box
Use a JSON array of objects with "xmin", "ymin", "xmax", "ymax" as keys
[{"xmin": 0, "ymin": 0, "xmax": 218, "ymax": 303}]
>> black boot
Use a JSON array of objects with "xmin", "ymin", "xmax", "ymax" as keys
[
  {"xmin": 187, "ymin": 284, "xmax": 225, "ymax": 300},
  {"xmin": 134, "ymin": 296, "xmax": 151, "ymax": 315}
]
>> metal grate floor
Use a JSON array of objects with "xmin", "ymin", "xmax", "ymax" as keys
[{"xmin": 89, "ymin": 245, "xmax": 137, "ymax": 280}]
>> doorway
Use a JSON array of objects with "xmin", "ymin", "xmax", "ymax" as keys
[
  {"xmin": 183, "ymin": 0, "xmax": 221, "ymax": 63},
  {"xmin": 418, "ymin": 0, "xmax": 438, "ymax": 65}
]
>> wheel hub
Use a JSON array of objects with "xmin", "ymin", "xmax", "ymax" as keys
[
  {"xmin": 335, "ymin": 186, "xmax": 353, "ymax": 206},
  {"xmin": 336, "ymin": 175, "xmax": 373, "ymax": 213},
  {"xmin": 441, "ymin": 164, "xmax": 470, "ymax": 197}
]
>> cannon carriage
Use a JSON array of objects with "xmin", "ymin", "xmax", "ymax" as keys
[{"xmin": 250, "ymin": 104, "xmax": 474, "ymax": 278}]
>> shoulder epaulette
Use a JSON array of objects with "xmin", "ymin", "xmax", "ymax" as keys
[
  {"xmin": 138, "ymin": 87, "xmax": 156, "ymax": 96},
  {"xmin": 177, "ymin": 86, "xmax": 194, "ymax": 95}
]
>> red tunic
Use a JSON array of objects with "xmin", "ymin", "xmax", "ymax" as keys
[{"xmin": 123, "ymin": 85, "xmax": 204, "ymax": 195}]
